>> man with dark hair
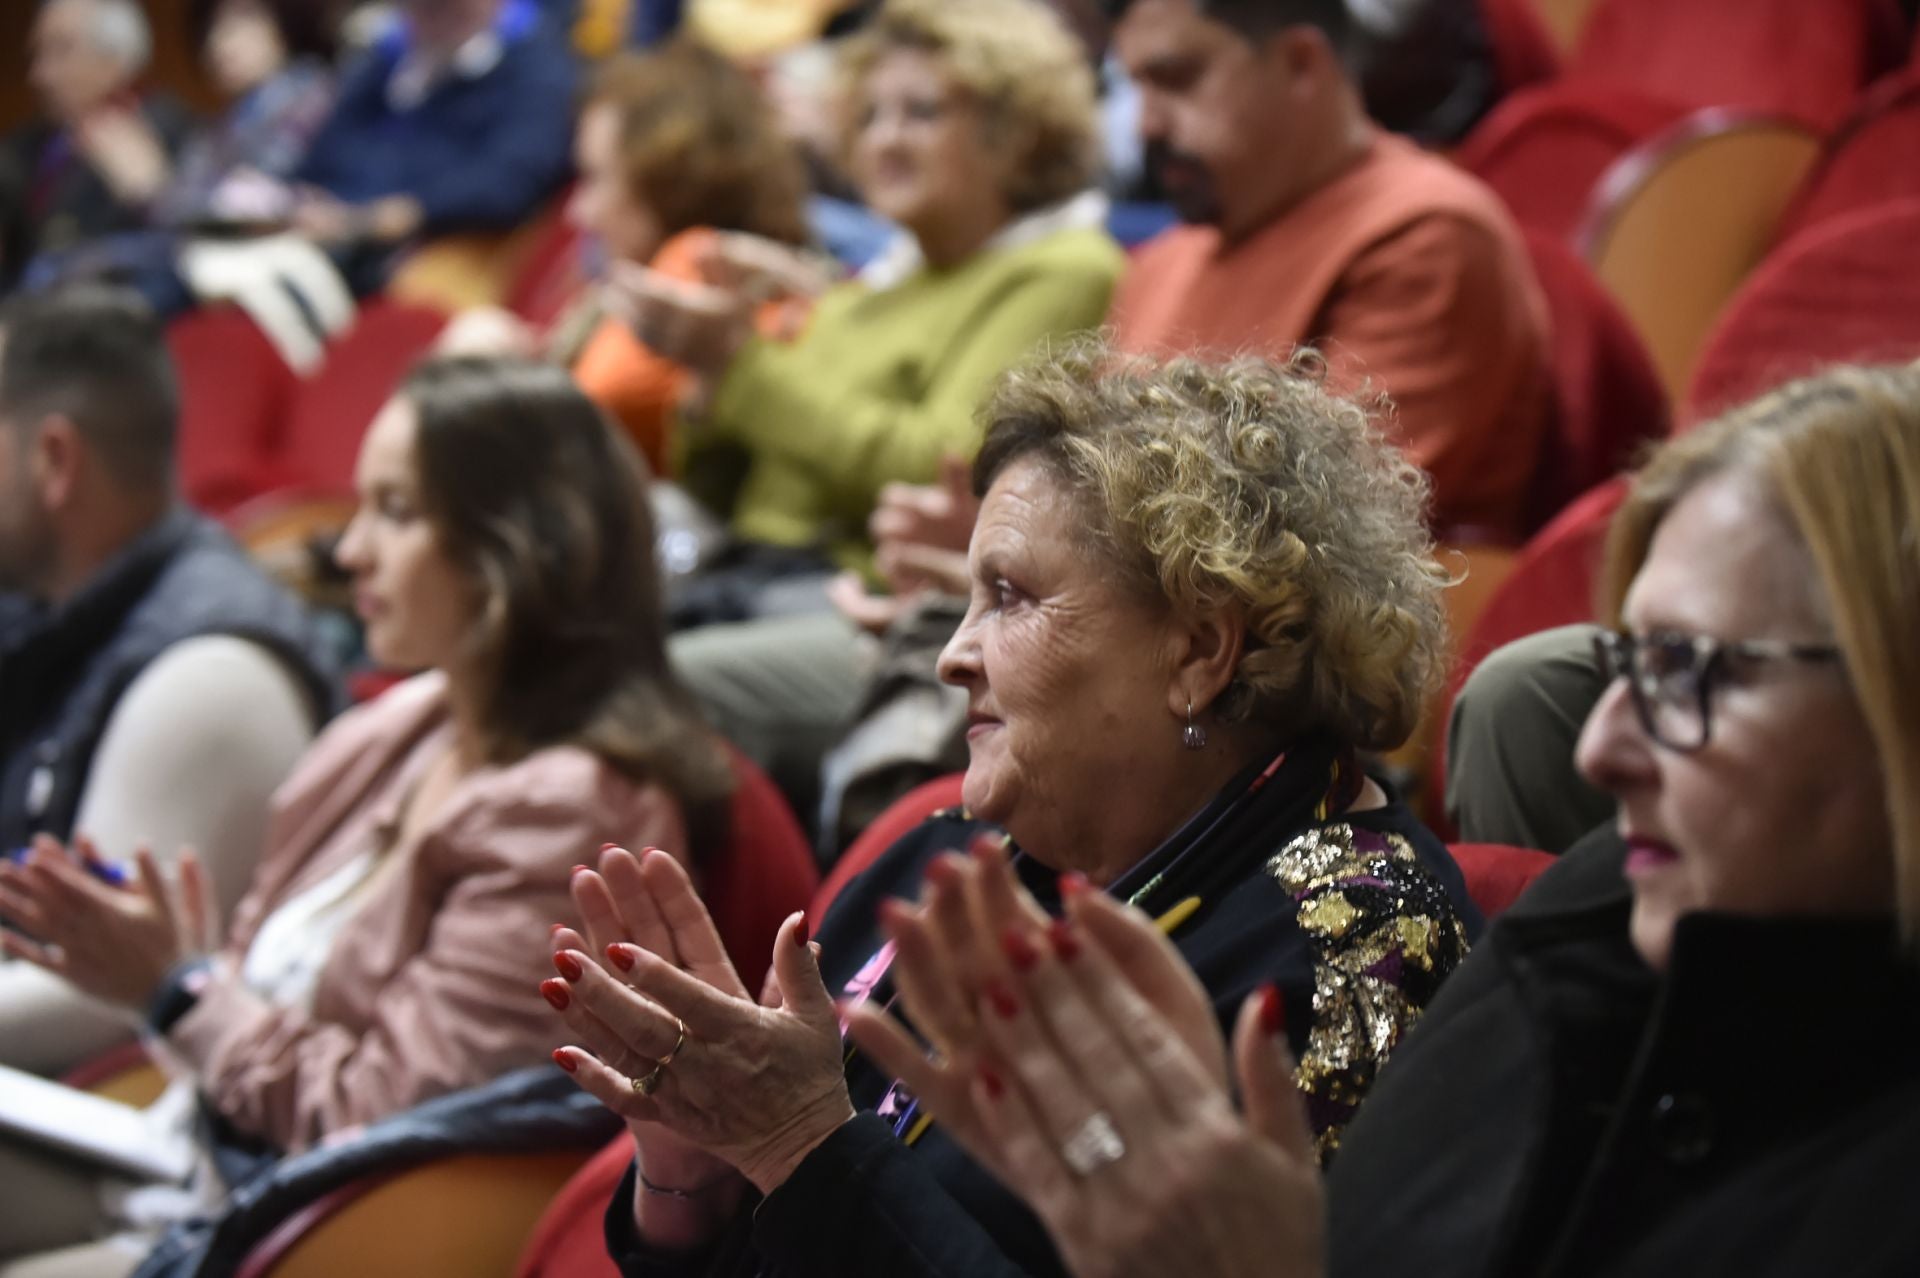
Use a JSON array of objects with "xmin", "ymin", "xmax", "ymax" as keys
[
  {"xmin": 1106, "ymin": 0, "xmax": 1549, "ymax": 541},
  {"xmin": 0, "ymin": 286, "xmax": 338, "ymax": 1076}
]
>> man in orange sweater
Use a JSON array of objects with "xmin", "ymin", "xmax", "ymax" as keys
[{"xmin": 1110, "ymin": 0, "xmax": 1550, "ymax": 540}]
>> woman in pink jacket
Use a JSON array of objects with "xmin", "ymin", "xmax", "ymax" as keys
[{"xmin": 0, "ymin": 356, "xmax": 732, "ymax": 1269}]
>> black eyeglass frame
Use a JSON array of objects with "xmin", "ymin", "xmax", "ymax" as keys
[{"xmin": 1591, "ymin": 628, "xmax": 1844, "ymax": 753}]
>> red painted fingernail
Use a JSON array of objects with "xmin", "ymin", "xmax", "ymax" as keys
[
  {"xmin": 792, "ymin": 911, "xmax": 810, "ymax": 947},
  {"xmin": 552, "ymin": 1048, "xmax": 578, "ymax": 1074},
  {"xmin": 986, "ymin": 980, "xmax": 1019, "ymax": 1020},
  {"xmin": 571, "ymin": 864, "xmax": 590, "ymax": 876},
  {"xmin": 549, "ymin": 922, "xmax": 565, "ymax": 936},
  {"xmin": 553, "ymin": 950, "xmax": 584, "ymax": 981},
  {"xmin": 540, "ymin": 979, "xmax": 571, "ymax": 1011},
  {"xmin": 978, "ymin": 1061, "xmax": 1004, "ymax": 1099},
  {"xmin": 1259, "ymin": 983, "xmax": 1285, "ymax": 1037},
  {"xmin": 877, "ymin": 897, "xmax": 909, "ymax": 931},
  {"xmin": 923, "ymin": 855, "xmax": 958, "ymax": 888},
  {"xmin": 606, "ymin": 943, "xmax": 635, "ymax": 971},
  {"xmin": 1001, "ymin": 927, "xmax": 1039, "ymax": 973},
  {"xmin": 1058, "ymin": 871, "xmax": 1089, "ymax": 899},
  {"xmin": 600, "ymin": 843, "xmax": 618, "ymax": 851},
  {"xmin": 1048, "ymin": 918, "xmax": 1080, "ymax": 963},
  {"xmin": 969, "ymin": 833, "xmax": 1004, "ymax": 862}
]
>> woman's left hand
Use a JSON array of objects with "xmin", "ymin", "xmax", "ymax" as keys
[
  {"xmin": 550, "ymin": 879, "xmax": 854, "ymax": 1194},
  {"xmin": 0, "ymin": 836, "xmax": 213, "ymax": 1011}
]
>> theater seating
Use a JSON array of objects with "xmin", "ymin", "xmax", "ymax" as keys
[
  {"xmin": 1581, "ymin": 111, "xmax": 1821, "ymax": 402},
  {"xmin": 1684, "ymin": 198, "xmax": 1920, "ymax": 425},
  {"xmin": 1450, "ymin": 842, "xmax": 1556, "ymax": 916},
  {"xmin": 1567, "ymin": 0, "xmax": 1905, "ymax": 128},
  {"xmin": 278, "ymin": 301, "xmax": 450, "ymax": 497},
  {"xmin": 1519, "ymin": 228, "xmax": 1669, "ymax": 532},
  {"xmin": 166, "ymin": 307, "xmax": 300, "ymax": 515},
  {"xmin": 1773, "ymin": 68, "xmax": 1920, "ymax": 245},
  {"xmin": 1456, "ymin": 83, "xmax": 1688, "ymax": 243}
]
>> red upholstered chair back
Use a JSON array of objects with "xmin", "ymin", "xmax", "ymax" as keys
[
  {"xmin": 1450, "ymin": 842, "xmax": 1556, "ymax": 917},
  {"xmin": 280, "ymin": 301, "xmax": 450, "ymax": 496},
  {"xmin": 1570, "ymin": 0, "xmax": 1905, "ymax": 128},
  {"xmin": 1519, "ymin": 229, "xmax": 1669, "ymax": 532},
  {"xmin": 1456, "ymin": 83, "xmax": 1687, "ymax": 243},
  {"xmin": 504, "ymin": 192, "xmax": 588, "ymax": 330},
  {"xmin": 705, "ymin": 748, "xmax": 820, "ymax": 998},
  {"xmin": 166, "ymin": 307, "xmax": 299, "ymax": 515},
  {"xmin": 1777, "ymin": 69, "xmax": 1920, "ymax": 244},
  {"xmin": 1683, "ymin": 198, "xmax": 1920, "ymax": 426},
  {"xmin": 812, "ymin": 772, "xmax": 969, "ymax": 923}
]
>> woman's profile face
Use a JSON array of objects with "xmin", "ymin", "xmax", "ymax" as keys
[
  {"xmin": 205, "ymin": 0, "xmax": 288, "ymax": 99},
  {"xmin": 334, "ymin": 398, "xmax": 480, "ymax": 674},
  {"xmin": 850, "ymin": 48, "xmax": 1011, "ymax": 240},
  {"xmin": 567, "ymin": 100, "xmax": 664, "ymax": 266},
  {"xmin": 936, "ymin": 458, "xmax": 1182, "ymax": 867},
  {"xmin": 1575, "ymin": 473, "xmax": 1893, "ymax": 971}
]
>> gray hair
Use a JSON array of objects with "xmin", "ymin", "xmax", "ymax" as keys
[{"xmin": 45, "ymin": 0, "xmax": 152, "ymax": 73}]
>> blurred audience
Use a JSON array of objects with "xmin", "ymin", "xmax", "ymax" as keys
[
  {"xmin": 643, "ymin": 0, "xmax": 1123, "ymax": 812},
  {"xmin": 439, "ymin": 40, "xmax": 813, "ymax": 478},
  {"xmin": 0, "ymin": 357, "xmax": 732, "ymax": 1273},
  {"xmin": 20, "ymin": 0, "xmax": 339, "ymax": 313},
  {"xmin": 287, "ymin": 0, "xmax": 577, "ymax": 291},
  {"xmin": 548, "ymin": 342, "xmax": 1476, "ymax": 1276},
  {"xmin": 0, "ymin": 286, "xmax": 337, "ymax": 1077},
  {"xmin": 0, "ymin": 0, "xmax": 196, "ymax": 293}
]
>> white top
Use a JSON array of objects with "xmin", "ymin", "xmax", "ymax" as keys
[
  {"xmin": 238, "ymin": 850, "xmax": 381, "ymax": 1011},
  {"xmin": 0, "ymin": 635, "xmax": 316, "ymax": 1076}
]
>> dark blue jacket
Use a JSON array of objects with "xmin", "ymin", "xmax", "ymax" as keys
[
  {"xmin": 0, "ymin": 510, "xmax": 340, "ymax": 854},
  {"xmin": 295, "ymin": 0, "xmax": 576, "ymax": 232}
]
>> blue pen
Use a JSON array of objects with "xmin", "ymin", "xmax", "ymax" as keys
[{"xmin": 5, "ymin": 845, "xmax": 128, "ymax": 887}]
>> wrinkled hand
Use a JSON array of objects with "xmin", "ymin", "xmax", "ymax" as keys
[
  {"xmin": 547, "ymin": 847, "xmax": 852, "ymax": 1195},
  {"xmin": 698, "ymin": 232, "xmax": 836, "ymax": 304},
  {"xmin": 0, "ymin": 836, "xmax": 214, "ymax": 1011},
  {"xmin": 603, "ymin": 261, "xmax": 753, "ymax": 380},
  {"xmin": 75, "ymin": 108, "xmax": 171, "ymax": 205},
  {"xmin": 961, "ymin": 898, "xmax": 1324, "ymax": 1278},
  {"xmin": 842, "ymin": 840, "xmax": 1225, "ymax": 1183}
]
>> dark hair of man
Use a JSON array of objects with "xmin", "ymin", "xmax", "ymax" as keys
[
  {"xmin": 1101, "ymin": 0, "xmax": 1354, "ymax": 58},
  {"xmin": 402, "ymin": 356, "xmax": 735, "ymax": 858},
  {"xmin": 0, "ymin": 285, "xmax": 178, "ymax": 493}
]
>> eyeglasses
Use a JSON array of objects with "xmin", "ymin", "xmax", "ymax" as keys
[{"xmin": 1591, "ymin": 629, "xmax": 1844, "ymax": 753}]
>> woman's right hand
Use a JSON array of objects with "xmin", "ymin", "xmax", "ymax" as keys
[
  {"xmin": 698, "ymin": 232, "xmax": 836, "ymax": 304},
  {"xmin": 548, "ymin": 848, "xmax": 742, "ymax": 1210},
  {"xmin": 972, "ymin": 897, "xmax": 1324, "ymax": 1278}
]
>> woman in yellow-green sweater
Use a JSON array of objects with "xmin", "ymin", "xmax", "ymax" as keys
[{"xmin": 614, "ymin": 0, "xmax": 1124, "ymax": 595}]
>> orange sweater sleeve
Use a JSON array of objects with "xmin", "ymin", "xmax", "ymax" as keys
[
  {"xmin": 568, "ymin": 230, "xmax": 717, "ymax": 477},
  {"xmin": 1315, "ymin": 214, "xmax": 1549, "ymax": 540}
]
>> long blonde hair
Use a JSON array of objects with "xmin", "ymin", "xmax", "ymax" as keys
[{"xmin": 1602, "ymin": 365, "xmax": 1920, "ymax": 935}]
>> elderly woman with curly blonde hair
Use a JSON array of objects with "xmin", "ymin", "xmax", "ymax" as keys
[{"xmin": 537, "ymin": 343, "xmax": 1481, "ymax": 1276}]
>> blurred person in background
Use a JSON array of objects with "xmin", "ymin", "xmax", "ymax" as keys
[
  {"xmin": 0, "ymin": 0, "xmax": 196, "ymax": 293},
  {"xmin": 438, "ymin": 39, "xmax": 813, "ymax": 478},
  {"xmin": 282, "ymin": 0, "xmax": 576, "ymax": 292},
  {"xmin": 0, "ymin": 286, "xmax": 337, "ymax": 1080},
  {"xmin": 0, "ymin": 357, "xmax": 731, "ymax": 1275},
  {"xmin": 19, "ymin": 0, "xmax": 340, "ymax": 314}
]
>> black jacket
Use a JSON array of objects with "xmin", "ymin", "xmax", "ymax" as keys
[{"xmin": 1328, "ymin": 827, "xmax": 1920, "ymax": 1277}]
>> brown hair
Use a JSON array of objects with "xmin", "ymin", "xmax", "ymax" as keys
[
  {"xmin": 586, "ymin": 41, "xmax": 811, "ymax": 247},
  {"xmin": 1602, "ymin": 364, "xmax": 1920, "ymax": 935},
  {"xmin": 974, "ymin": 340, "xmax": 1449, "ymax": 752},
  {"xmin": 837, "ymin": 0, "xmax": 1103, "ymax": 214},
  {"xmin": 403, "ymin": 356, "xmax": 734, "ymax": 854}
]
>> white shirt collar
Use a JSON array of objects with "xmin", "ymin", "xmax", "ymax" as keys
[{"xmin": 859, "ymin": 188, "xmax": 1111, "ymax": 292}]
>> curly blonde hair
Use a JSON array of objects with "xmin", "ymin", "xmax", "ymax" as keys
[
  {"xmin": 975, "ymin": 341, "xmax": 1450, "ymax": 752},
  {"xmin": 836, "ymin": 0, "xmax": 1102, "ymax": 214}
]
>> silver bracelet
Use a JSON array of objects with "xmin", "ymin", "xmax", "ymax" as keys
[{"xmin": 638, "ymin": 1168, "xmax": 735, "ymax": 1201}]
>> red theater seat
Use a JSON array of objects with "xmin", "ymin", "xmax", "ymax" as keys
[
  {"xmin": 1775, "ymin": 69, "xmax": 1920, "ymax": 245},
  {"xmin": 279, "ymin": 301, "xmax": 450, "ymax": 496},
  {"xmin": 1451, "ymin": 842, "xmax": 1556, "ymax": 917},
  {"xmin": 166, "ymin": 307, "xmax": 299, "ymax": 515}
]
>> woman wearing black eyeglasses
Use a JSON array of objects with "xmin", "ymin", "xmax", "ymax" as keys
[{"xmin": 845, "ymin": 362, "xmax": 1920, "ymax": 1278}]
